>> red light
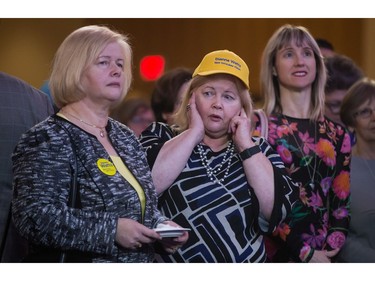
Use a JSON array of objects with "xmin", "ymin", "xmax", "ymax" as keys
[{"xmin": 140, "ymin": 55, "xmax": 165, "ymax": 81}]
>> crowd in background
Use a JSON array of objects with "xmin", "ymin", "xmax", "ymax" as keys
[{"xmin": 0, "ymin": 23, "xmax": 374, "ymax": 263}]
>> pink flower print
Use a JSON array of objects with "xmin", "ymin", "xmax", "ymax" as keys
[
  {"xmin": 277, "ymin": 145, "xmax": 293, "ymax": 164},
  {"xmin": 320, "ymin": 177, "xmax": 332, "ymax": 196},
  {"xmin": 332, "ymin": 207, "xmax": 349, "ymax": 219},
  {"xmin": 308, "ymin": 191, "xmax": 323, "ymax": 212},
  {"xmin": 298, "ymin": 131, "xmax": 316, "ymax": 155},
  {"xmin": 273, "ymin": 223, "xmax": 291, "ymax": 241},
  {"xmin": 301, "ymin": 224, "xmax": 326, "ymax": 249},
  {"xmin": 319, "ymin": 122, "xmax": 327, "ymax": 134},
  {"xmin": 268, "ymin": 122, "xmax": 278, "ymax": 145},
  {"xmin": 276, "ymin": 124, "xmax": 290, "ymax": 138},
  {"xmin": 286, "ymin": 163, "xmax": 300, "ymax": 176},
  {"xmin": 340, "ymin": 133, "xmax": 351, "ymax": 154},
  {"xmin": 343, "ymin": 155, "xmax": 350, "ymax": 167},
  {"xmin": 299, "ymin": 243, "xmax": 312, "ymax": 262},
  {"xmin": 281, "ymin": 118, "xmax": 298, "ymax": 135},
  {"xmin": 316, "ymin": 139, "xmax": 336, "ymax": 167},
  {"xmin": 333, "ymin": 171, "xmax": 350, "ymax": 199},
  {"xmin": 327, "ymin": 231, "xmax": 346, "ymax": 249}
]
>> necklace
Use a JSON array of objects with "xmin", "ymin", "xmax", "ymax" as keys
[
  {"xmin": 283, "ymin": 115, "xmax": 317, "ymax": 189},
  {"xmin": 197, "ymin": 141, "xmax": 234, "ymax": 184},
  {"xmin": 63, "ymin": 110, "xmax": 107, "ymax": 138}
]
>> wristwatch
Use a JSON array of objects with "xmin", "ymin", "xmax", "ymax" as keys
[{"xmin": 239, "ymin": 146, "xmax": 261, "ymax": 161}]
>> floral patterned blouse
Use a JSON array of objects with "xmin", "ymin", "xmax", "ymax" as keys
[{"xmin": 254, "ymin": 113, "xmax": 351, "ymax": 262}]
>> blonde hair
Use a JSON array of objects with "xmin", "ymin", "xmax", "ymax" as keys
[
  {"xmin": 260, "ymin": 24, "xmax": 326, "ymax": 121},
  {"xmin": 174, "ymin": 74, "xmax": 253, "ymax": 133},
  {"xmin": 50, "ymin": 25, "xmax": 133, "ymax": 108}
]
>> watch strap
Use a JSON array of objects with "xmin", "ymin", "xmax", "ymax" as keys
[{"xmin": 239, "ymin": 146, "xmax": 261, "ymax": 161}]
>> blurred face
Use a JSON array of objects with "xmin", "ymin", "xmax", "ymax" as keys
[
  {"xmin": 81, "ymin": 42, "xmax": 125, "ymax": 105},
  {"xmin": 325, "ymin": 89, "xmax": 347, "ymax": 125},
  {"xmin": 194, "ymin": 75, "xmax": 242, "ymax": 138},
  {"xmin": 274, "ymin": 41, "xmax": 316, "ymax": 92},
  {"xmin": 164, "ymin": 80, "xmax": 190, "ymax": 126},
  {"xmin": 128, "ymin": 106, "xmax": 155, "ymax": 137},
  {"xmin": 320, "ymin": 47, "xmax": 335, "ymax": 58},
  {"xmin": 353, "ymin": 99, "xmax": 375, "ymax": 143}
]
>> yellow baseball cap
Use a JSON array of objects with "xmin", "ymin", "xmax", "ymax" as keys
[{"xmin": 192, "ymin": 50, "xmax": 250, "ymax": 89}]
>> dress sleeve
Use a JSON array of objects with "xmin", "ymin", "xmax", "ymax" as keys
[
  {"xmin": 325, "ymin": 129, "xmax": 351, "ymax": 251},
  {"xmin": 255, "ymin": 137, "xmax": 300, "ymax": 234},
  {"xmin": 11, "ymin": 127, "xmax": 118, "ymax": 256},
  {"xmin": 285, "ymin": 125, "xmax": 351, "ymax": 262}
]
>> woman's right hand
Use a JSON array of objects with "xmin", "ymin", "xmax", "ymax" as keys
[
  {"xmin": 309, "ymin": 248, "xmax": 340, "ymax": 263},
  {"xmin": 115, "ymin": 218, "xmax": 161, "ymax": 250}
]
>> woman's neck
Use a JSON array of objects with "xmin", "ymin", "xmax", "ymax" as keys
[
  {"xmin": 352, "ymin": 138, "xmax": 375, "ymax": 160},
  {"xmin": 63, "ymin": 101, "xmax": 109, "ymax": 128},
  {"xmin": 202, "ymin": 135, "xmax": 231, "ymax": 152},
  {"xmin": 279, "ymin": 88, "xmax": 312, "ymax": 119}
]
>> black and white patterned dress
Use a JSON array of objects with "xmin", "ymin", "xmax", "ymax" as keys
[{"xmin": 140, "ymin": 122, "xmax": 298, "ymax": 263}]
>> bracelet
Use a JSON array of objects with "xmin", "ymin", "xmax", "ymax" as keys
[{"xmin": 239, "ymin": 146, "xmax": 261, "ymax": 161}]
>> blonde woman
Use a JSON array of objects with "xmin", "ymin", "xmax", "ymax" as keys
[
  {"xmin": 12, "ymin": 25, "xmax": 187, "ymax": 263},
  {"xmin": 140, "ymin": 50, "xmax": 298, "ymax": 262},
  {"xmin": 256, "ymin": 24, "xmax": 351, "ymax": 262}
]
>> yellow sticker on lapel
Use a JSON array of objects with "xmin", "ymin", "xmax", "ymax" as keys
[{"xmin": 97, "ymin": 159, "xmax": 116, "ymax": 176}]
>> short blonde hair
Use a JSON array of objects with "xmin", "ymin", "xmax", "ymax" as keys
[
  {"xmin": 174, "ymin": 73, "xmax": 253, "ymax": 133},
  {"xmin": 50, "ymin": 25, "xmax": 132, "ymax": 109},
  {"xmin": 260, "ymin": 24, "xmax": 326, "ymax": 121}
]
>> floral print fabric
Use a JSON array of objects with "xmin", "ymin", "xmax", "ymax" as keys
[{"xmin": 254, "ymin": 113, "xmax": 351, "ymax": 262}]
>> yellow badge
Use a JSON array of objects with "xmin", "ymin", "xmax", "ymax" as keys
[{"xmin": 97, "ymin": 158, "xmax": 116, "ymax": 176}]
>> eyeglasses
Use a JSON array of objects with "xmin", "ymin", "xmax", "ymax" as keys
[{"xmin": 353, "ymin": 107, "xmax": 375, "ymax": 119}]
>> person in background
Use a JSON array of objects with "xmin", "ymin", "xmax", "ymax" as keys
[
  {"xmin": 40, "ymin": 80, "xmax": 58, "ymax": 112},
  {"xmin": 337, "ymin": 78, "xmax": 375, "ymax": 262},
  {"xmin": 11, "ymin": 25, "xmax": 188, "ymax": 263},
  {"xmin": 324, "ymin": 54, "xmax": 364, "ymax": 127},
  {"xmin": 151, "ymin": 67, "xmax": 192, "ymax": 125},
  {"xmin": 140, "ymin": 49, "xmax": 298, "ymax": 262},
  {"xmin": 257, "ymin": 24, "xmax": 351, "ymax": 262},
  {"xmin": 315, "ymin": 38, "xmax": 335, "ymax": 58},
  {"xmin": 0, "ymin": 71, "xmax": 54, "ymax": 262},
  {"xmin": 111, "ymin": 96, "xmax": 155, "ymax": 137}
]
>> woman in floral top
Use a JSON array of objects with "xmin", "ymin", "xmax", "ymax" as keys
[{"xmin": 255, "ymin": 24, "xmax": 351, "ymax": 262}]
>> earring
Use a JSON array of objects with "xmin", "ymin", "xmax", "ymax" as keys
[{"xmin": 272, "ymin": 67, "xmax": 277, "ymax": 76}]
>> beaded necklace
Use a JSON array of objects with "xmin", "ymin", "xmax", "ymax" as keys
[{"xmin": 197, "ymin": 141, "xmax": 234, "ymax": 184}]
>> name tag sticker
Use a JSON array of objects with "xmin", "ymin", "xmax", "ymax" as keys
[{"xmin": 97, "ymin": 158, "xmax": 116, "ymax": 176}]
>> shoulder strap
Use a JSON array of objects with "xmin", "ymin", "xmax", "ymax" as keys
[{"xmin": 254, "ymin": 109, "xmax": 269, "ymax": 139}]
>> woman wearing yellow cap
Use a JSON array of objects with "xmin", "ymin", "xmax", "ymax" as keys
[{"xmin": 140, "ymin": 50, "xmax": 298, "ymax": 262}]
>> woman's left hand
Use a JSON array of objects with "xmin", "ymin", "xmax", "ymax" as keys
[
  {"xmin": 159, "ymin": 221, "xmax": 189, "ymax": 254},
  {"xmin": 229, "ymin": 108, "xmax": 253, "ymax": 152}
]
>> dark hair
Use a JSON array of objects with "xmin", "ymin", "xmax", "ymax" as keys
[
  {"xmin": 325, "ymin": 54, "xmax": 364, "ymax": 93},
  {"xmin": 340, "ymin": 78, "xmax": 375, "ymax": 127},
  {"xmin": 316, "ymin": 38, "xmax": 334, "ymax": 51},
  {"xmin": 151, "ymin": 67, "xmax": 192, "ymax": 123},
  {"xmin": 111, "ymin": 97, "xmax": 151, "ymax": 125}
]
